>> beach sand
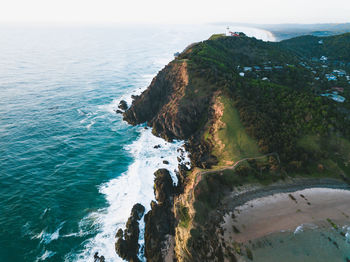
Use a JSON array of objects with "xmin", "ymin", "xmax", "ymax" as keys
[{"xmin": 221, "ymin": 187, "xmax": 350, "ymax": 243}]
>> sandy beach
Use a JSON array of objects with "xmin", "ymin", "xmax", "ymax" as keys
[{"xmin": 222, "ymin": 187, "xmax": 350, "ymax": 243}]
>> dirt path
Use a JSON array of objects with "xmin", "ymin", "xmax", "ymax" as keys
[{"xmin": 188, "ymin": 152, "xmax": 280, "ymax": 199}]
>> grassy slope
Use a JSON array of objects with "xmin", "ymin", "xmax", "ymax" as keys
[
  {"xmin": 217, "ymin": 96, "xmax": 261, "ymax": 162},
  {"xmin": 204, "ymin": 95, "xmax": 261, "ymax": 166}
]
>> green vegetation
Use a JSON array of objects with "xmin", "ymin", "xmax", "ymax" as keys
[
  {"xmin": 327, "ymin": 218, "xmax": 339, "ymax": 230},
  {"xmin": 178, "ymin": 204, "xmax": 190, "ymax": 228},
  {"xmin": 216, "ymin": 96, "xmax": 261, "ymax": 163},
  {"xmin": 246, "ymin": 247, "xmax": 253, "ymax": 260},
  {"xmin": 209, "ymin": 34, "xmax": 225, "ymax": 41},
  {"xmin": 279, "ymin": 33, "xmax": 350, "ymax": 62}
]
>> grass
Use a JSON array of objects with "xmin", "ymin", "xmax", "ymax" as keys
[
  {"xmin": 297, "ymin": 135, "xmax": 321, "ymax": 153},
  {"xmin": 296, "ymin": 134, "xmax": 350, "ymax": 180},
  {"xmin": 178, "ymin": 204, "xmax": 191, "ymax": 228},
  {"xmin": 327, "ymin": 218, "xmax": 339, "ymax": 230},
  {"xmin": 209, "ymin": 34, "xmax": 226, "ymax": 41},
  {"xmin": 214, "ymin": 96, "xmax": 261, "ymax": 164}
]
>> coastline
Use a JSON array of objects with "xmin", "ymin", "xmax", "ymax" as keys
[
  {"xmin": 116, "ymin": 30, "xmax": 350, "ymax": 262},
  {"xmin": 220, "ymin": 177, "xmax": 350, "ymax": 212},
  {"xmin": 220, "ymin": 179, "xmax": 350, "ymax": 244}
]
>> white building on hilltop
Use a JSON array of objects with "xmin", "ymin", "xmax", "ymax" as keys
[
  {"xmin": 226, "ymin": 26, "xmax": 231, "ymax": 36},
  {"xmin": 225, "ymin": 26, "xmax": 240, "ymax": 37}
]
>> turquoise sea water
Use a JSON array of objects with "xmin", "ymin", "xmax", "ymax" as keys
[
  {"xmin": 0, "ymin": 25, "xmax": 275, "ymax": 261},
  {"xmin": 245, "ymin": 225, "xmax": 350, "ymax": 262}
]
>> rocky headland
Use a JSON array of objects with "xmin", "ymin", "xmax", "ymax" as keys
[{"xmin": 116, "ymin": 32, "xmax": 350, "ymax": 261}]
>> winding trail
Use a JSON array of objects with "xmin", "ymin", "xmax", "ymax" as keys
[
  {"xmin": 188, "ymin": 152, "xmax": 280, "ymax": 198},
  {"xmin": 201, "ymin": 152, "xmax": 280, "ymax": 176}
]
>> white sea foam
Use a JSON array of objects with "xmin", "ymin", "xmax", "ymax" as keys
[
  {"xmin": 33, "ymin": 221, "xmax": 65, "ymax": 245},
  {"xmin": 97, "ymin": 98, "xmax": 121, "ymax": 114},
  {"xmin": 294, "ymin": 223, "xmax": 318, "ymax": 235},
  {"xmin": 344, "ymin": 225, "xmax": 350, "ymax": 243},
  {"xmin": 36, "ymin": 249, "xmax": 56, "ymax": 261},
  {"xmin": 69, "ymin": 127, "xmax": 189, "ymax": 262},
  {"xmin": 40, "ymin": 208, "xmax": 50, "ymax": 219},
  {"xmin": 86, "ymin": 120, "xmax": 96, "ymax": 130},
  {"xmin": 294, "ymin": 225, "xmax": 304, "ymax": 234}
]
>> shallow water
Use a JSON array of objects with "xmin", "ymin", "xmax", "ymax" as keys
[
  {"xmin": 0, "ymin": 24, "xmax": 274, "ymax": 261},
  {"xmin": 243, "ymin": 225, "xmax": 350, "ymax": 262}
]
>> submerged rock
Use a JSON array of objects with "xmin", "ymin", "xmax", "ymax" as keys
[
  {"xmin": 115, "ymin": 203, "xmax": 145, "ymax": 262},
  {"xmin": 93, "ymin": 252, "xmax": 105, "ymax": 262}
]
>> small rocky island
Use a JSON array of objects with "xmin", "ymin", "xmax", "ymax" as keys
[{"xmin": 117, "ymin": 32, "xmax": 350, "ymax": 261}]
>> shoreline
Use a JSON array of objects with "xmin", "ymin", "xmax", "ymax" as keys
[
  {"xmin": 220, "ymin": 179, "xmax": 350, "ymax": 244},
  {"xmin": 220, "ymin": 177, "xmax": 350, "ymax": 212}
]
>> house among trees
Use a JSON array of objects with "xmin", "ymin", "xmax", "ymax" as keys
[
  {"xmin": 225, "ymin": 27, "xmax": 240, "ymax": 37},
  {"xmin": 333, "ymin": 69, "xmax": 346, "ymax": 76},
  {"xmin": 325, "ymin": 74, "xmax": 337, "ymax": 81}
]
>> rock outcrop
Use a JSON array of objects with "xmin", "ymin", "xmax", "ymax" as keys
[
  {"xmin": 123, "ymin": 61, "xmax": 209, "ymax": 142},
  {"xmin": 118, "ymin": 100, "xmax": 128, "ymax": 111},
  {"xmin": 123, "ymin": 60, "xmax": 218, "ymax": 170},
  {"xmin": 93, "ymin": 252, "xmax": 105, "ymax": 262},
  {"xmin": 144, "ymin": 169, "xmax": 176, "ymax": 261},
  {"xmin": 115, "ymin": 203, "xmax": 145, "ymax": 262}
]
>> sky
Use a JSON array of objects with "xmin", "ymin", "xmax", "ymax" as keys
[{"xmin": 0, "ymin": 0, "xmax": 349, "ymax": 25}]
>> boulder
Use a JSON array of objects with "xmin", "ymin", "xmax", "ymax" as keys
[
  {"xmin": 154, "ymin": 169, "xmax": 175, "ymax": 204},
  {"xmin": 93, "ymin": 252, "xmax": 105, "ymax": 262},
  {"xmin": 118, "ymin": 100, "xmax": 128, "ymax": 111},
  {"xmin": 115, "ymin": 203, "xmax": 145, "ymax": 262}
]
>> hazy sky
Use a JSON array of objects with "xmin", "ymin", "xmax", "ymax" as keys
[{"xmin": 0, "ymin": 0, "xmax": 349, "ymax": 25}]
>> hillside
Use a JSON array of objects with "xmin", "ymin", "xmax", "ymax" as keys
[
  {"xmin": 279, "ymin": 32, "xmax": 350, "ymax": 62},
  {"xmin": 121, "ymin": 33, "xmax": 350, "ymax": 261},
  {"xmin": 255, "ymin": 23, "xmax": 350, "ymax": 40}
]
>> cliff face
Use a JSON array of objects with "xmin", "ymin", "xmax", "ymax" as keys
[
  {"xmin": 123, "ymin": 59, "xmax": 217, "ymax": 168},
  {"xmin": 123, "ymin": 60, "xmax": 209, "ymax": 141}
]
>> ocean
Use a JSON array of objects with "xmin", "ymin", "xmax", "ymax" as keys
[
  {"xmin": 245, "ymin": 225, "xmax": 350, "ymax": 262},
  {"xmin": 0, "ymin": 24, "xmax": 274, "ymax": 261}
]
